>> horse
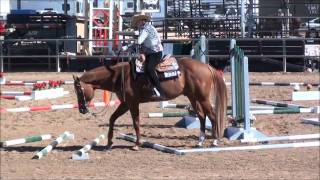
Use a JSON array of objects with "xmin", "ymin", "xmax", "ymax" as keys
[{"xmin": 73, "ymin": 57, "xmax": 228, "ymax": 150}]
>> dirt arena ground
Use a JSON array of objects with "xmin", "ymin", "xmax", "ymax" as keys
[{"xmin": 0, "ymin": 72, "xmax": 319, "ymax": 180}]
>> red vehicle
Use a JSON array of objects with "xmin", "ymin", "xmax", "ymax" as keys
[{"xmin": 0, "ymin": 21, "xmax": 6, "ymax": 35}]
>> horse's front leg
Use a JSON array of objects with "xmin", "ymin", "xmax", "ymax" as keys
[
  {"xmin": 106, "ymin": 102, "xmax": 129, "ymax": 150},
  {"xmin": 129, "ymin": 104, "xmax": 141, "ymax": 151}
]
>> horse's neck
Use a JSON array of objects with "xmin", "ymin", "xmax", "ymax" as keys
[
  {"xmin": 113, "ymin": 62, "xmax": 132, "ymax": 80},
  {"xmin": 113, "ymin": 62, "xmax": 131, "ymax": 75}
]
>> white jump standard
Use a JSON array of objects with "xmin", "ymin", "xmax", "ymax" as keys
[
  {"xmin": 225, "ymin": 39, "xmax": 267, "ymax": 141},
  {"xmin": 72, "ymin": 134, "xmax": 105, "ymax": 160},
  {"xmin": 32, "ymin": 131, "xmax": 74, "ymax": 159}
]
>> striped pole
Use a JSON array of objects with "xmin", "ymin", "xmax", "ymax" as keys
[
  {"xmin": 74, "ymin": 134, "xmax": 105, "ymax": 157},
  {"xmin": 148, "ymin": 106, "xmax": 318, "ymax": 119},
  {"xmin": 0, "ymin": 134, "xmax": 52, "ymax": 147},
  {"xmin": 250, "ymin": 106, "xmax": 319, "ymax": 115},
  {"xmin": 2, "ymin": 80, "xmax": 74, "ymax": 86},
  {"xmin": 0, "ymin": 95, "xmax": 32, "ymax": 100},
  {"xmin": 241, "ymin": 133, "xmax": 320, "ymax": 143},
  {"xmin": 161, "ymin": 103, "xmax": 191, "ymax": 109},
  {"xmin": 249, "ymin": 82, "xmax": 319, "ymax": 86},
  {"xmin": 117, "ymin": 134, "xmax": 182, "ymax": 155},
  {"xmin": 161, "ymin": 103, "xmax": 284, "ymax": 111},
  {"xmin": 0, "ymin": 100, "xmax": 121, "ymax": 113},
  {"xmin": 177, "ymin": 141, "xmax": 320, "ymax": 154},
  {"xmin": 0, "ymin": 91, "xmax": 32, "ymax": 96},
  {"xmin": 32, "ymin": 131, "xmax": 74, "ymax": 159},
  {"xmin": 225, "ymin": 82, "xmax": 319, "ymax": 87},
  {"xmin": 0, "ymin": 96, "xmax": 18, "ymax": 100},
  {"xmin": 148, "ymin": 111, "xmax": 194, "ymax": 118},
  {"xmin": 251, "ymin": 99, "xmax": 306, "ymax": 108}
]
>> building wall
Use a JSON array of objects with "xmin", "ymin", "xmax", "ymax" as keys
[
  {"xmin": 259, "ymin": 0, "xmax": 320, "ymax": 18},
  {"xmin": 0, "ymin": 0, "xmax": 11, "ymax": 19},
  {"xmin": 7, "ymin": 0, "xmax": 85, "ymax": 16}
]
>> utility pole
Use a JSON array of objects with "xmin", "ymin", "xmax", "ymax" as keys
[
  {"xmin": 17, "ymin": 0, "xmax": 21, "ymax": 10},
  {"xmin": 240, "ymin": 0, "xmax": 245, "ymax": 38},
  {"xmin": 64, "ymin": 0, "xmax": 68, "ymax": 15}
]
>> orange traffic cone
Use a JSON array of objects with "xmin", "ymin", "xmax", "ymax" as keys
[{"xmin": 103, "ymin": 91, "xmax": 110, "ymax": 105}]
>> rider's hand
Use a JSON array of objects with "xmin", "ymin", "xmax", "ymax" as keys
[{"xmin": 121, "ymin": 46, "xmax": 128, "ymax": 51}]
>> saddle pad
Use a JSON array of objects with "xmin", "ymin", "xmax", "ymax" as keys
[
  {"xmin": 135, "ymin": 59, "xmax": 144, "ymax": 73},
  {"xmin": 156, "ymin": 55, "xmax": 179, "ymax": 72},
  {"xmin": 158, "ymin": 70, "xmax": 181, "ymax": 81}
]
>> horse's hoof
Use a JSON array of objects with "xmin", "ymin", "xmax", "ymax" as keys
[
  {"xmin": 196, "ymin": 145, "xmax": 203, "ymax": 148},
  {"xmin": 105, "ymin": 145, "xmax": 113, "ymax": 151},
  {"xmin": 197, "ymin": 142, "xmax": 204, "ymax": 148},
  {"xmin": 131, "ymin": 145, "xmax": 139, "ymax": 151},
  {"xmin": 212, "ymin": 140, "xmax": 219, "ymax": 147}
]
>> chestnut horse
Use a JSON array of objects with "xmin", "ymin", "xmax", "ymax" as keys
[{"xmin": 73, "ymin": 57, "xmax": 227, "ymax": 150}]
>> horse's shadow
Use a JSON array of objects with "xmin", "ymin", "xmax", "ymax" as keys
[
  {"xmin": 143, "ymin": 134, "xmax": 198, "ymax": 141},
  {"xmin": 99, "ymin": 123, "xmax": 174, "ymax": 129}
]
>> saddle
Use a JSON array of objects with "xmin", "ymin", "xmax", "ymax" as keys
[{"xmin": 135, "ymin": 54, "xmax": 181, "ymax": 80}]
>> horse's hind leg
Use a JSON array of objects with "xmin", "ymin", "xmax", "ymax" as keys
[
  {"xmin": 199, "ymin": 100, "xmax": 219, "ymax": 147},
  {"xmin": 129, "ymin": 104, "xmax": 141, "ymax": 151},
  {"xmin": 189, "ymin": 98, "xmax": 206, "ymax": 147},
  {"xmin": 106, "ymin": 103, "xmax": 129, "ymax": 150}
]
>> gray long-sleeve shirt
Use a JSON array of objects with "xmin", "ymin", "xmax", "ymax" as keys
[{"xmin": 137, "ymin": 23, "xmax": 163, "ymax": 54}]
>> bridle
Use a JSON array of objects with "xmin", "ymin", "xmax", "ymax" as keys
[{"xmin": 74, "ymin": 80, "xmax": 89, "ymax": 114}]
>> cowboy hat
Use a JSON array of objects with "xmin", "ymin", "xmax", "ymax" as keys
[{"xmin": 131, "ymin": 13, "xmax": 151, "ymax": 28}]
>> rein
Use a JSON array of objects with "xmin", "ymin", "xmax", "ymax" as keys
[{"xmin": 90, "ymin": 91, "xmax": 115, "ymax": 117}]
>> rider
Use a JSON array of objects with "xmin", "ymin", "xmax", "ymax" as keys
[{"xmin": 123, "ymin": 13, "xmax": 164, "ymax": 98}]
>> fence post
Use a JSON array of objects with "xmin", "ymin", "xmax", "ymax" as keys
[
  {"xmin": 56, "ymin": 39, "xmax": 61, "ymax": 72},
  {"xmin": 200, "ymin": 35, "xmax": 206, "ymax": 64},
  {"xmin": 0, "ymin": 40, "xmax": 3, "ymax": 72},
  {"xmin": 282, "ymin": 39, "xmax": 287, "ymax": 72},
  {"xmin": 230, "ymin": 39, "xmax": 237, "ymax": 117},
  {"xmin": 240, "ymin": 0, "xmax": 246, "ymax": 38}
]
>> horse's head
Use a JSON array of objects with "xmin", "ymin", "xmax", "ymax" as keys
[{"xmin": 73, "ymin": 75, "xmax": 94, "ymax": 114}]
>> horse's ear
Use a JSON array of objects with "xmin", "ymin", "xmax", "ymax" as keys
[{"xmin": 72, "ymin": 75, "xmax": 79, "ymax": 82}]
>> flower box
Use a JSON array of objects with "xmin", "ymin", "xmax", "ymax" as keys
[{"xmin": 32, "ymin": 87, "xmax": 64, "ymax": 100}]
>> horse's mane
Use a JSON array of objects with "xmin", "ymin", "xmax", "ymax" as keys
[{"xmin": 79, "ymin": 62, "xmax": 130, "ymax": 84}]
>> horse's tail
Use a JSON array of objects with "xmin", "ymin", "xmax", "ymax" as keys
[{"xmin": 208, "ymin": 66, "xmax": 228, "ymax": 138}]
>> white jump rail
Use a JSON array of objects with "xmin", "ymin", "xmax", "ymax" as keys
[
  {"xmin": 118, "ymin": 134, "xmax": 319, "ymax": 155},
  {"xmin": 240, "ymin": 133, "xmax": 320, "ymax": 143},
  {"xmin": 177, "ymin": 141, "xmax": 320, "ymax": 154}
]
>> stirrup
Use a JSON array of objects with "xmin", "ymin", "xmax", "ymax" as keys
[{"xmin": 153, "ymin": 87, "xmax": 161, "ymax": 97}]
